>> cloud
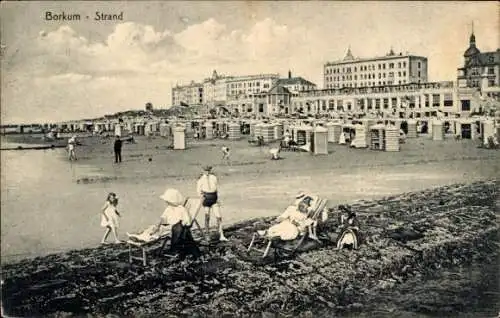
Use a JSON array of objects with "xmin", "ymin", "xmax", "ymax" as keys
[{"xmin": 2, "ymin": 6, "xmax": 498, "ymax": 124}]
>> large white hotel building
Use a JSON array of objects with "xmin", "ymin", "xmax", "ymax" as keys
[
  {"xmin": 324, "ymin": 48, "xmax": 428, "ymax": 89},
  {"xmin": 172, "ymin": 29, "xmax": 498, "ymax": 118}
]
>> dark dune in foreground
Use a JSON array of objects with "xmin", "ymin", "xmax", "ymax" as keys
[{"xmin": 2, "ymin": 180, "xmax": 498, "ymax": 317}]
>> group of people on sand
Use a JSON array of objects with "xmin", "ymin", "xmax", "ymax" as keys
[
  {"xmin": 100, "ymin": 164, "xmax": 361, "ymax": 256},
  {"xmin": 100, "ymin": 165, "xmax": 228, "ymax": 247}
]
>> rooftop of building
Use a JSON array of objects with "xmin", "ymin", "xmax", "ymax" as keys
[
  {"xmin": 278, "ymin": 76, "xmax": 316, "ymax": 87},
  {"xmin": 325, "ymin": 47, "xmax": 427, "ymax": 66},
  {"xmin": 268, "ymin": 84, "xmax": 291, "ymax": 95}
]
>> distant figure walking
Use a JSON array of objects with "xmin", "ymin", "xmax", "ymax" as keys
[
  {"xmin": 100, "ymin": 192, "xmax": 122, "ymax": 244},
  {"xmin": 67, "ymin": 135, "xmax": 77, "ymax": 161},
  {"xmin": 197, "ymin": 166, "xmax": 229, "ymax": 242},
  {"xmin": 114, "ymin": 136, "xmax": 122, "ymax": 163},
  {"xmin": 221, "ymin": 146, "xmax": 231, "ymax": 164}
]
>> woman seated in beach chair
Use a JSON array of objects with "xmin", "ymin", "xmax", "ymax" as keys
[
  {"xmin": 153, "ymin": 188, "xmax": 201, "ymax": 259},
  {"xmin": 336, "ymin": 205, "xmax": 361, "ymax": 250},
  {"xmin": 247, "ymin": 196, "xmax": 327, "ymax": 258}
]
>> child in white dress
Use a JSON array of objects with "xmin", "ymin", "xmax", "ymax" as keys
[{"xmin": 100, "ymin": 192, "xmax": 122, "ymax": 244}]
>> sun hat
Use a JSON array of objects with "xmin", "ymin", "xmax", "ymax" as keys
[
  {"xmin": 296, "ymin": 191, "xmax": 306, "ymax": 199},
  {"xmin": 202, "ymin": 165, "xmax": 213, "ymax": 172},
  {"xmin": 159, "ymin": 188, "xmax": 184, "ymax": 206}
]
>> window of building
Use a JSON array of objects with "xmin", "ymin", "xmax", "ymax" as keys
[
  {"xmin": 367, "ymin": 99, "xmax": 373, "ymax": 110},
  {"xmin": 383, "ymin": 73, "xmax": 386, "ymax": 78},
  {"xmin": 389, "ymin": 63, "xmax": 394, "ymax": 69},
  {"xmin": 328, "ymin": 100, "xmax": 335, "ymax": 110},
  {"xmin": 444, "ymin": 98, "xmax": 453, "ymax": 107},
  {"xmin": 398, "ymin": 72, "xmax": 401, "ymax": 77},
  {"xmin": 403, "ymin": 62, "xmax": 406, "ymax": 67},
  {"xmin": 383, "ymin": 98, "xmax": 389, "ymax": 109},
  {"xmin": 403, "ymin": 71, "xmax": 406, "ymax": 76},
  {"xmin": 418, "ymin": 62, "xmax": 421, "ymax": 68},
  {"xmin": 398, "ymin": 62, "xmax": 401, "ymax": 68},
  {"xmin": 432, "ymin": 94, "xmax": 440, "ymax": 107},
  {"xmin": 378, "ymin": 73, "xmax": 381, "ymax": 79},
  {"xmin": 409, "ymin": 96, "xmax": 415, "ymax": 108},
  {"xmin": 263, "ymin": 84, "xmax": 269, "ymax": 89},
  {"xmin": 418, "ymin": 71, "xmax": 421, "ymax": 77},
  {"xmin": 461, "ymin": 100, "xmax": 470, "ymax": 111},
  {"xmin": 383, "ymin": 64, "xmax": 386, "ymax": 69},
  {"xmin": 488, "ymin": 79, "xmax": 495, "ymax": 87},
  {"xmin": 391, "ymin": 97, "xmax": 397, "ymax": 107},
  {"xmin": 378, "ymin": 64, "xmax": 381, "ymax": 70},
  {"xmin": 488, "ymin": 67, "xmax": 495, "ymax": 75},
  {"xmin": 337, "ymin": 100, "xmax": 343, "ymax": 111}
]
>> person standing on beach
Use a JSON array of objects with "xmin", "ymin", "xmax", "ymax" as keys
[
  {"xmin": 67, "ymin": 135, "xmax": 77, "ymax": 161},
  {"xmin": 196, "ymin": 166, "xmax": 229, "ymax": 242},
  {"xmin": 114, "ymin": 136, "xmax": 122, "ymax": 163},
  {"xmin": 100, "ymin": 192, "xmax": 122, "ymax": 244},
  {"xmin": 221, "ymin": 146, "xmax": 231, "ymax": 165}
]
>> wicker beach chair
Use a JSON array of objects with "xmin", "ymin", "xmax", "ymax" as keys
[
  {"xmin": 247, "ymin": 198, "xmax": 328, "ymax": 258},
  {"xmin": 126, "ymin": 197, "xmax": 204, "ymax": 266}
]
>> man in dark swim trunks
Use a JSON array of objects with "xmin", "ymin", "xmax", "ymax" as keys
[{"xmin": 196, "ymin": 165, "xmax": 229, "ymax": 242}]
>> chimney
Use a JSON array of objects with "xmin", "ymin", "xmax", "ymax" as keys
[{"xmin": 288, "ymin": 70, "xmax": 292, "ymax": 79}]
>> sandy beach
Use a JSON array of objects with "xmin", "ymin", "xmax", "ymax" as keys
[{"xmin": 1, "ymin": 134, "xmax": 499, "ymax": 262}]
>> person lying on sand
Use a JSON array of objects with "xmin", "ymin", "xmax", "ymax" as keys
[{"xmin": 269, "ymin": 145, "xmax": 281, "ymax": 160}]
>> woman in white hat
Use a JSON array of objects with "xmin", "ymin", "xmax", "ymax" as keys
[
  {"xmin": 155, "ymin": 188, "xmax": 190, "ymax": 232},
  {"xmin": 155, "ymin": 188, "xmax": 201, "ymax": 259}
]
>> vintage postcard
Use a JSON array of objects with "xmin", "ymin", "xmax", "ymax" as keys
[{"xmin": 1, "ymin": 1, "xmax": 499, "ymax": 317}]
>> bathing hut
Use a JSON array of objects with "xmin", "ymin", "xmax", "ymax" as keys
[
  {"xmin": 115, "ymin": 124, "xmax": 123, "ymax": 137},
  {"xmin": 173, "ymin": 125, "xmax": 186, "ymax": 150},
  {"xmin": 134, "ymin": 123, "xmax": 145, "ymax": 136},
  {"xmin": 326, "ymin": 121, "xmax": 341, "ymax": 143},
  {"xmin": 145, "ymin": 122, "xmax": 159, "ymax": 136},
  {"xmin": 431, "ymin": 119, "xmax": 444, "ymax": 141},
  {"xmin": 249, "ymin": 121, "xmax": 258, "ymax": 136},
  {"xmin": 417, "ymin": 119, "xmax": 430, "ymax": 136},
  {"xmin": 341, "ymin": 123, "xmax": 356, "ymax": 145},
  {"xmin": 254, "ymin": 123, "xmax": 263, "ymax": 139},
  {"xmin": 159, "ymin": 123, "xmax": 170, "ymax": 137},
  {"xmin": 227, "ymin": 122, "xmax": 241, "ymax": 140},
  {"xmin": 480, "ymin": 118, "xmax": 496, "ymax": 146},
  {"xmin": 312, "ymin": 126, "xmax": 328, "ymax": 155},
  {"xmin": 369, "ymin": 124, "xmax": 386, "ymax": 151},
  {"xmin": 407, "ymin": 119, "xmax": 418, "ymax": 138},
  {"xmin": 273, "ymin": 122, "xmax": 284, "ymax": 141},
  {"xmin": 291, "ymin": 125, "xmax": 313, "ymax": 145},
  {"xmin": 385, "ymin": 126, "xmax": 400, "ymax": 152},
  {"xmin": 260, "ymin": 123, "xmax": 275, "ymax": 143},
  {"xmin": 204, "ymin": 121, "xmax": 214, "ymax": 139},
  {"xmin": 350, "ymin": 123, "xmax": 368, "ymax": 148}
]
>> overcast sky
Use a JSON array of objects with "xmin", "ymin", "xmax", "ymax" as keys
[{"xmin": 1, "ymin": 1, "xmax": 498, "ymax": 124}]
